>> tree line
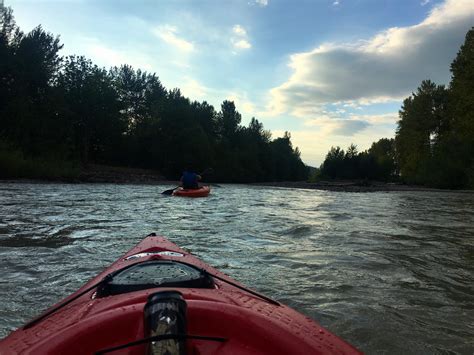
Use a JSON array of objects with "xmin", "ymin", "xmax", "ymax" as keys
[
  {"xmin": 0, "ymin": 8, "xmax": 308, "ymax": 182},
  {"xmin": 316, "ymin": 140, "xmax": 397, "ymax": 182},
  {"xmin": 318, "ymin": 27, "xmax": 473, "ymax": 189}
]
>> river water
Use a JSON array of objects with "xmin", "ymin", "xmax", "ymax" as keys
[{"xmin": 0, "ymin": 182, "xmax": 472, "ymax": 354}]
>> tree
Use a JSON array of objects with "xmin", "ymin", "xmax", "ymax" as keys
[
  {"xmin": 368, "ymin": 138, "xmax": 397, "ymax": 181},
  {"xmin": 395, "ymin": 80, "xmax": 447, "ymax": 184},
  {"xmin": 0, "ymin": 8, "xmax": 312, "ymax": 183},
  {"xmin": 57, "ymin": 56, "xmax": 122, "ymax": 165},
  {"xmin": 320, "ymin": 146, "xmax": 345, "ymax": 179},
  {"xmin": 446, "ymin": 27, "xmax": 474, "ymax": 187},
  {"xmin": 109, "ymin": 65, "xmax": 168, "ymax": 167},
  {"xmin": 0, "ymin": 9, "xmax": 64, "ymax": 158},
  {"xmin": 217, "ymin": 100, "xmax": 241, "ymax": 141}
]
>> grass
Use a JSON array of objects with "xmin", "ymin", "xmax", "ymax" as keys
[{"xmin": 0, "ymin": 144, "xmax": 80, "ymax": 180}]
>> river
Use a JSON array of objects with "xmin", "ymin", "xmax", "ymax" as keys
[{"xmin": 0, "ymin": 182, "xmax": 472, "ymax": 354}]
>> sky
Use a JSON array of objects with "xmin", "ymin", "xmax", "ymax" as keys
[{"xmin": 6, "ymin": 0, "xmax": 474, "ymax": 166}]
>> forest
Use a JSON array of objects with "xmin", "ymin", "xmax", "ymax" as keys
[
  {"xmin": 318, "ymin": 27, "xmax": 474, "ymax": 189},
  {"xmin": 1, "ymin": 7, "xmax": 472, "ymax": 188},
  {"xmin": 0, "ymin": 8, "xmax": 307, "ymax": 182}
]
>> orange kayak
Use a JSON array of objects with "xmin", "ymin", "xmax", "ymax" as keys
[{"xmin": 173, "ymin": 186, "xmax": 210, "ymax": 197}]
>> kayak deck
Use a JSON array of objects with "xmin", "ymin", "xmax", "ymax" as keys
[{"xmin": 0, "ymin": 234, "xmax": 361, "ymax": 354}]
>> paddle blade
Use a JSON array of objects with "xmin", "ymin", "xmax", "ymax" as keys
[{"xmin": 162, "ymin": 188, "xmax": 177, "ymax": 195}]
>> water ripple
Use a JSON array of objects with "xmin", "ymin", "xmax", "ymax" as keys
[{"xmin": 0, "ymin": 183, "xmax": 473, "ymax": 354}]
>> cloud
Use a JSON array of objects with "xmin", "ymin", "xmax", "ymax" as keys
[
  {"xmin": 350, "ymin": 112, "xmax": 398, "ymax": 125},
  {"xmin": 226, "ymin": 92, "xmax": 257, "ymax": 117},
  {"xmin": 180, "ymin": 77, "xmax": 209, "ymax": 100},
  {"xmin": 86, "ymin": 43, "xmax": 126, "ymax": 67},
  {"xmin": 273, "ymin": 116, "xmax": 397, "ymax": 166},
  {"xmin": 152, "ymin": 25, "xmax": 194, "ymax": 52},
  {"xmin": 331, "ymin": 120, "xmax": 370, "ymax": 136},
  {"xmin": 303, "ymin": 116, "xmax": 371, "ymax": 136},
  {"xmin": 255, "ymin": 0, "xmax": 268, "ymax": 7},
  {"xmin": 333, "ymin": 1, "xmax": 340, "ymax": 6},
  {"xmin": 231, "ymin": 24, "xmax": 252, "ymax": 50},
  {"xmin": 319, "ymin": 119, "xmax": 371, "ymax": 137},
  {"xmin": 421, "ymin": 0, "xmax": 430, "ymax": 6},
  {"xmin": 267, "ymin": 0, "xmax": 474, "ymax": 118},
  {"xmin": 234, "ymin": 39, "xmax": 252, "ymax": 49},
  {"xmin": 233, "ymin": 25, "xmax": 247, "ymax": 36},
  {"xmin": 77, "ymin": 37, "xmax": 154, "ymax": 71}
]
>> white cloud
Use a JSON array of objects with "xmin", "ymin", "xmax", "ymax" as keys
[
  {"xmin": 181, "ymin": 77, "xmax": 209, "ymax": 100},
  {"xmin": 303, "ymin": 116, "xmax": 368, "ymax": 136},
  {"xmin": 304, "ymin": 111, "xmax": 398, "ymax": 136},
  {"xmin": 321, "ymin": 119, "xmax": 370, "ymax": 136},
  {"xmin": 333, "ymin": 1, "xmax": 340, "ymax": 6},
  {"xmin": 231, "ymin": 24, "xmax": 252, "ymax": 50},
  {"xmin": 226, "ymin": 92, "xmax": 257, "ymax": 118},
  {"xmin": 152, "ymin": 25, "xmax": 194, "ymax": 52},
  {"xmin": 266, "ymin": 0, "xmax": 474, "ymax": 118},
  {"xmin": 255, "ymin": 0, "xmax": 268, "ymax": 7},
  {"xmin": 234, "ymin": 39, "xmax": 252, "ymax": 49},
  {"xmin": 421, "ymin": 0, "xmax": 430, "ymax": 6},
  {"xmin": 233, "ymin": 25, "xmax": 247, "ymax": 36},
  {"xmin": 76, "ymin": 37, "xmax": 154, "ymax": 71},
  {"xmin": 87, "ymin": 44, "xmax": 125, "ymax": 66}
]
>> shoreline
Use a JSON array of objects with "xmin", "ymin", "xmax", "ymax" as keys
[
  {"xmin": 250, "ymin": 181, "xmax": 474, "ymax": 193},
  {"xmin": 1, "ymin": 164, "xmax": 472, "ymax": 193},
  {"xmin": 1, "ymin": 178, "xmax": 472, "ymax": 194}
]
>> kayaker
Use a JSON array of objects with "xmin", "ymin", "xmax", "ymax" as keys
[{"xmin": 180, "ymin": 167, "xmax": 201, "ymax": 189}]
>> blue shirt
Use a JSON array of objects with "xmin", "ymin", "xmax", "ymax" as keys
[{"xmin": 182, "ymin": 171, "xmax": 199, "ymax": 189}]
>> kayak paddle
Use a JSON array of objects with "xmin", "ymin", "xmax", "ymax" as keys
[{"xmin": 161, "ymin": 187, "xmax": 179, "ymax": 195}]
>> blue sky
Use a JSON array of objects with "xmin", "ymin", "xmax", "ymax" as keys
[{"xmin": 7, "ymin": 0, "xmax": 474, "ymax": 166}]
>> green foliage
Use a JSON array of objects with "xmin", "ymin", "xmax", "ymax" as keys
[
  {"xmin": 369, "ymin": 138, "xmax": 397, "ymax": 180},
  {"xmin": 315, "ymin": 28, "xmax": 474, "ymax": 189},
  {"xmin": 0, "ymin": 140, "xmax": 79, "ymax": 179},
  {"xmin": 320, "ymin": 140, "xmax": 397, "ymax": 181},
  {"xmin": 307, "ymin": 167, "xmax": 322, "ymax": 182},
  {"xmin": 0, "ymin": 8, "xmax": 308, "ymax": 182},
  {"xmin": 320, "ymin": 146, "xmax": 345, "ymax": 179},
  {"xmin": 446, "ymin": 27, "xmax": 474, "ymax": 188},
  {"xmin": 395, "ymin": 80, "xmax": 448, "ymax": 184},
  {"xmin": 1, "ymin": 9, "xmax": 64, "ymax": 159},
  {"xmin": 394, "ymin": 27, "xmax": 474, "ymax": 188},
  {"xmin": 217, "ymin": 100, "xmax": 242, "ymax": 142},
  {"xmin": 57, "ymin": 56, "xmax": 124, "ymax": 165}
]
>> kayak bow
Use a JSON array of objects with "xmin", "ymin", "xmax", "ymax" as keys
[{"xmin": 0, "ymin": 234, "xmax": 362, "ymax": 355}]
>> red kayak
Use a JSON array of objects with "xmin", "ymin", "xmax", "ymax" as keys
[
  {"xmin": 0, "ymin": 234, "xmax": 362, "ymax": 354},
  {"xmin": 172, "ymin": 186, "xmax": 210, "ymax": 197}
]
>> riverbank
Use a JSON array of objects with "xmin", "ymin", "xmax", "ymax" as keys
[
  {"xmin": 0, "ymin": 164, "xmax": 170, "ymax": 185},
  {"xmin": 77, "ymin": 164, "xmax": 167, "ymax": 184},
  {"xmin": 251, "ymin": 180, "xmax": 474, "ymax": 193},
  {"xmin": 2, "ymin": 164, "xmax": 472, "ymax": 193}
]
